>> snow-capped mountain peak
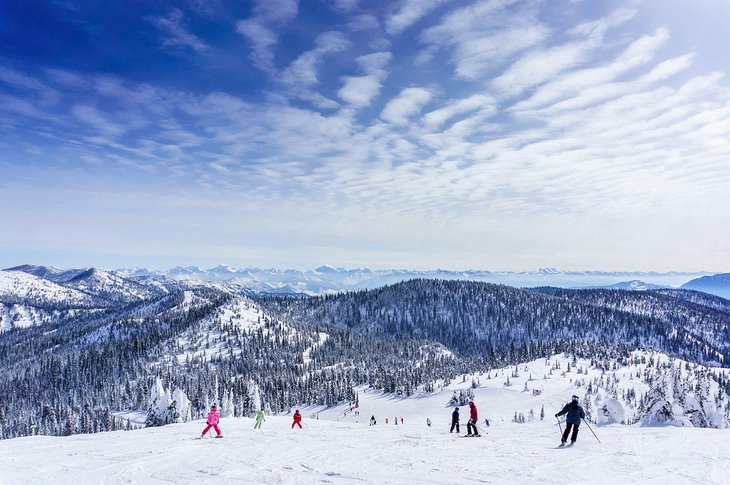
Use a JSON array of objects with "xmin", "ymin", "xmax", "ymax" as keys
[
  {"xmin": 314, "ymin": 264, "xmax": 341, "ymax": 273},
  {"xmin": 209, "ymin": 264, "xmax": 240, "ymax": 274}
]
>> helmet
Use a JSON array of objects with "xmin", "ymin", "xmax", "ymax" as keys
[{"xmin": 571, "ymin": 395, "xmax": 579, "ymax": 402}]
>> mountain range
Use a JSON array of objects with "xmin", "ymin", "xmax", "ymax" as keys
[{"xmin": 6, "ymin": 263, "xmax": 727, "ymax": 297}]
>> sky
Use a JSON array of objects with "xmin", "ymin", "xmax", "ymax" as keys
[{"xmin": 1, "ymin": 0, "xmax": 729, "ymax": 272}]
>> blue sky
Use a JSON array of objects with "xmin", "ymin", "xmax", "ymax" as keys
[{"xmin": 1, "ymin": 0, "xmax": 729, "ymax": 271}]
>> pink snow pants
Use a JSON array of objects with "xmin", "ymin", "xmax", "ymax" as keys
[{"xmin": 202, "ymin": 424, "xmax": 221, "ymax": 436}]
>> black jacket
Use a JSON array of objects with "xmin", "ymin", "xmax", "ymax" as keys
[
  {"xmin": 451, "ymin": 409, "xmax": 459, "ymax": 423},
  {"xmin": 557, "ymin": 401, "xmax": 585, "ymax": 425}
]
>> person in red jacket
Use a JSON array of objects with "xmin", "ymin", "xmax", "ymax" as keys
[
  {"xmin": 201, "ymin": 404, "xmax": 223, "ymax": 438},
  {"xmin": 292, "ymin": 409, "xmax": 303, "ymax": 429},
  {"xmin": 467, "ymin": 401, "xmax": 480, "ymax": 437}
]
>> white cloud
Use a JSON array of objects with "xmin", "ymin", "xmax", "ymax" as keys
[
  {"xmin": 347, "ymin": 14, "xmax": 379, "ymax": 31},
  {"xmin": 638, "ymin": 54, "xmax": 695, "ymax": 84},
  {"xmin": 421, "ymin": 0, "xmax": 549, "ymax": 80},
  {"xmin": 422, "ymin": 94, "xmax": 495, "ymax": 128},
  {"xmin": 150, "ymin": 9, "xmax": 209, "ymax": 53},
  {"xmin": 338, "ymin": 52, "xmax": 392, "ymax": 106},
  {"xmin": 511, "ymin": 28, "xmax": 670, "ymax": 112},
  {"xmin": 237, "ymin": 0, "xmax": 299, "ymax": 72},
  {"xmin": 569, "ymin": 7, "xmax": 637, "ymax": 38},
  {"xmin": 331, "ymin": 0, "xmax": 359, "ymax": 11},
  {"xmin": 339, "ymin": 75, "xmax": 384, "ymax": 106},
  {"xmin": 386, "ymin": 0, "xmax": 453, "ymax": 34},
  {"xmin": 380, "ymin": 87, "xmax": 434, "ymax": 124},
  {"xmin": 236, "ymin": 21, "xmax": 279, "ymax": 72},
  {"xmin": 492, "ymin": 8, "xmax": 640, "ymax": 98},
  {"xmin": 492, "ymin": 41, "xmax": 594, "ymax": 97},
  {"xmin": 281, "ymin": 31, "xmax": 351, "ymax": 87}
]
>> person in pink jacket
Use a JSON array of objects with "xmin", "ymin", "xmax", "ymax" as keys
[
  {"xmin": 467, "ymin": 401, "xmax": 480, "ymax": 437},
  {"xmin": 201, "ymin": 404, "xmax": 223, "ymax": 438}
]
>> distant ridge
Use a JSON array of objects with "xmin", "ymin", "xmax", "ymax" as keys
[
  {"xmin": 3, "ymin": 263, "xmax": 718, "ymax": 297},
  {"xmin": 681, "ymin": 273, "xmax": 730, "ymax": 299}
]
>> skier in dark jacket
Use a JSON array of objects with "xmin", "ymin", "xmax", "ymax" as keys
[
  {"xmin": 450, "ymin": 407, "xmax": 460, "ymax": 433},
  {"xmin": 467, "ymin": 401, "xmax": 480, "ymax": 436},
  {"xmin": 556, "ymin": 395, "xmax": 586, "ymax": 445}
]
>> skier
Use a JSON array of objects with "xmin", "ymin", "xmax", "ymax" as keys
[
  {"xmin": 254, "ymin": 409, "xmax": 265, "ymax": 429},
  {"xmin": 292, "ymin": 409, "xmax": 303, "ymax": 429},
  {"xmin": 467, "ymin": 401, "xmax": 480, "ymax": 436},
  {"xmin": 426, "ymin": 418, "xmax": 431, "ymax": 427},
  {"xmin": 201, "ymin": 404, "xmax": 223, "ymax": 438},
  {"xmin": 450, "ymin": 407, "xmax": 460, "ymax": 433},
  {"xmin": 370, "ymin": 415, "xmax": 376, "ymax": 426},
  {"xmin": 555, "ymin": 395, "xmax": 586, "ymax": 446}
]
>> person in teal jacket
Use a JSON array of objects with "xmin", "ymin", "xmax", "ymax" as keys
[{"xmin": 254, "ymin": 410, "xmax": 265, "ymax": 429}]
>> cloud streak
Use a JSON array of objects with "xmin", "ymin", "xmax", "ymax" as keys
[
  {"xmin": 237, "ymin": 0, "xmax": 299, "ymax": 72},
  {"xmin": 150, "ymin": 9, "xmax": 209, "ymax": 53}
]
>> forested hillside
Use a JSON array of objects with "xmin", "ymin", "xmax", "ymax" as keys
[
  {"xmin": 262, "ymin": 280, "xmax": 730, "ymax": 365},
  {"xmin": 2, "ymin": 270, "xmax": 730, "ymax": 440}
]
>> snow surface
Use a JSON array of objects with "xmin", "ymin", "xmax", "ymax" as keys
[
  {"xmin": 0, "ymin": 271, "xmax": 98, "ymax": 307},
  {"xmin": 3, "ymin": 353, "xmax": 729, "ymax": 484},
  {"xmin": 0, "ymin": 271, "xmax": 102, "ymax": 330}
]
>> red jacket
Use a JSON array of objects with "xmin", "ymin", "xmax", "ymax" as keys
[
  {"xmin": 469, "ymin": 402, "xmax": 478, "ymax": 421},
  {"xmin": 293, "ymin": 411, "xmax": 302, "ymax": 423}
]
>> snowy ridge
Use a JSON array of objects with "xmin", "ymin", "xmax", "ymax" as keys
[
  {"xmin": 0, "ymin": 271, "xmax": 106, "ymax": 330},
  {"xmin": 682, "ymin": 273, "xmax": 730, "ymax": 299},
  {"xmin": 63, "ymin": 268, "xmax": 162, "ymax": 303},
  {"xmin": 0, "ymin": 270, "xmax": 100, "ymax": 306}
]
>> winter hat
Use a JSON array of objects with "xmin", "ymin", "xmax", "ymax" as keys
[
  {"xmin": 571, "ymin": 395, "xmax": 579, "ymax": 402},
  {"xmin": 211, "ymin": 404, "xmax": 217, "ymax": 409}
]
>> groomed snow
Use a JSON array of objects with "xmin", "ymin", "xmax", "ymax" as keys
[
  {"xmin": 2, "ymin": 352, "xmax": 728, "ymax": 484},
  {"xmin": 2, "ymin": 413, "xmax": 728, "ymax": 484}
]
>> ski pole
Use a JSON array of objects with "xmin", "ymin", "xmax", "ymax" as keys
[
  {"xmin": 556, "ymin": 416, "xmax": 563, "ymax": 435},
  {"xmin": 582, "ymin": 418, "xmax": 601, "ymax": 444},
  {"xmin": 475, "ymin": 424, "xmax": 488, "ymax": 435}
]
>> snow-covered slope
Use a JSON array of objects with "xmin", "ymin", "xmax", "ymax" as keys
[
  {"xmin": 0, "ymin": 271, "xmax": 106, "ymax": 330},
  {"xmin": 62, "ymin": 268, "xmax": 162, "ymax": 303},
  {"xmin": 0, "ymin": 271, "xmax": 99, "ymax": 306},
  {"xmin": 2, "ymin": 352, "xmax": 728, "ymax": 484}
]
